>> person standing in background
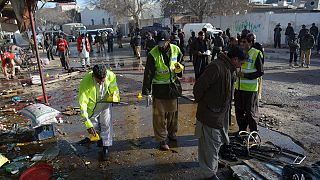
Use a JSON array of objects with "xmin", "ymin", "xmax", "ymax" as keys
[
  {"xmin": 300, "ymin": 30, "xmax": 315, "ymax": 68},
  {"xmin": 212, "ymin": 32, "xmax": 224, "ymax": 60},
  {"xmin": 188, "ymin": 31, "xmax": 197, "ymax": 63},
  {"xmin": 288, "ymin": 34, "xmax": 299, "ymax": 67},
  {"xmin": 57, "ymin": 35, "xmax": 70, "ymax": 70},
  {"xmin": 285, "ymin": 23, "xmax": 295, "ymax": 47},
  {"xmin": 178, "ymin": 29, "xmax": 185, "ymax": 59},
  {"xmin": 193, "ymin": 31, "xmax": 211, "ymax": 80},
  {"xmin": 310, "ymin": 23, "xmax": 318, "ymax": 50},
  {"xmin": 144, "ymin": 32, "xmax": 156, "ymax": 55},
  {"xmin": 77, "ymin": 33, "xmax": 91, "ymax": 68},
  {"xmin": 107, "ymin": 32, "xmax": 114, "ymax": 53},
  {"xmin": 274, "ymin": 23, "xmax": 282, "ymax": 48},
  {"xmin": 44, "ymin": 34, "xmax": 55, "ymax": 61},
  {"xmin": 117, "ymin": 30, "xmax": 123, "ymax": 48}
]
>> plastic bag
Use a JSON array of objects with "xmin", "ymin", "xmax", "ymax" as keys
[{"xmin": 19, "ymin": 103, "xmax": 59, "ymax": 128}]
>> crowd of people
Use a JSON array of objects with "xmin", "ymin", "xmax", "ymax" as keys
[{"xmin": 276, "ymin": 22, "xmax": 317, "ymax": 68}]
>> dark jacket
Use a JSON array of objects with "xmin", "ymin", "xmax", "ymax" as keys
[
  {"xmin": 214, "ymin": 36, "xmax": 224, "ymax": 50},
  {"xmin": 285, "ymin": 26, "xmax": 295, "ymax": 39},
  {"xmin": 193, "ymin": 53, "xmax": 235, "ymax": 129},
  {"xmin": 310, "ymin": 26, "xmax": 319, "ymax": 38},
  {"xmin": 188, "ymin": 36, "xmax": 197, "ymax": 52},
  {"xmin": 300, "ymin": 34, "xmax": 315, "ymax": 50},
  {"xmin": 44, "ymin": 38, "xmax": 52, "ymax": 49},
  {"xmin": 193, "ymin": 38, "xmax": 211, "ymax": 55},
  {"xmin": 142, "ymin": 45, "xmax": 183, "ymax": 99},
  {"xmin": 298, "ymin": 28, "xmax": 308, "ymax": 40},
  {"xmin": 107, "ymin": 33, "xmax": 114, "ymax": 43},
  {"xmin": 274, "ymin": 27, "xmax": 282, "ymax": 38},
  {"xmin": 133, "ymin": 35, "xmax": 141, "ymax": 46},
  {"xmin": 178, "ymin": 32, "xmax": 185, "ymax": 47}
]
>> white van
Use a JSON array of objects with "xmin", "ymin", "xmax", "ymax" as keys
[{"xmin": 182, "ymin": 23, "xmax": 222, "ymax": 44}]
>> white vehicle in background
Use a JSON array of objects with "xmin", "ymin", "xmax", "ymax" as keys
[
  {"xmin": 182, "ymin": 23, "xmax": 223, "ymax": 44},
  {"xmin": 66, "ymin": 24, "xmax": 86, "ymax": 36}
]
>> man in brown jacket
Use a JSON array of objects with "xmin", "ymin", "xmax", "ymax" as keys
[{"xmin": 193, "ymin": 47, "xmax": 245, "ymax": 179}]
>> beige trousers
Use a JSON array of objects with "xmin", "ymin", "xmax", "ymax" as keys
[
  {"xmin": 152, "ymin": 98, "xmax": 178, "ymax": 141},
  {"xmin": 135, "ymin": 46, "xmax": 141, "ymax": 58},
  {"xmin": 300, "ymin": 49, "xmax": 311, "ymax": 65}
]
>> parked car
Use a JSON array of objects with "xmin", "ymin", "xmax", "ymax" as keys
[
  {"xmin": 182, "ymin": 23, "xmax": 222, "ymax": 45},
  {"xmin": 140, "ymin": 24, "xmax": 170, "ymax": 45}
]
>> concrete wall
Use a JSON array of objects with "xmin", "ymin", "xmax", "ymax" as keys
[{"xmin": 205, "ymin": 12, "xmax": 320, "ymax": 45}]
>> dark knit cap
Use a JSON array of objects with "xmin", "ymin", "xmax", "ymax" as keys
[
  {"xmin": 93, "ymin": 64, "xmax": 107, "ymax": 79},
  {"xmin": 227, "ymin": 47, "xmax": 246, "ymax": 61}
]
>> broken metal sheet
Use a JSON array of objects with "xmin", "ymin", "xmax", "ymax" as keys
[
  {"xmin": 258, "ymin": 126, "xmax": 304, "ymax": 155},
  {"xmin": 231, "ymin": 165, "xmax": 263, "ymax": 180},
  {"xmin": 243, "ymin": 159, "xmax": 283, "ymax": 180}
]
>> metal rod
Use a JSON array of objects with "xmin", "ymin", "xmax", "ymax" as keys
[{"xmin": 28, "ymin": 1, "xmax": 49, "ymax": 104}]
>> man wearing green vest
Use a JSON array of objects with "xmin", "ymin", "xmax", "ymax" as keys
[
  {"xmin": 142, "ymin": 31, "xmax": 183, "ymax": 150},
  {"xmin": 78, "ymin": 64, "xmax": 120, "ymax": 160},
  {"xmin": 235, "ymin": 33, "xmax": 264, "ymax": 133}
]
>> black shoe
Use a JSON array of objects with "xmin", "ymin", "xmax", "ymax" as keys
[{"xmin": 102, "ymin": 146, "xmax": 109, "ymax": 161}]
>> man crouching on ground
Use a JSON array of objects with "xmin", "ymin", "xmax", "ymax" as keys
[
  {"xmin": 193, "ymin": 47, "xmax": 245, "ymax": 179},
  {"xmin": 78, "ymin": 64, "xmax": 120, "ymax": 160}
]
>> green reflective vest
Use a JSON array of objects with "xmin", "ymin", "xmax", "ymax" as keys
[
  {"xmin": 235, "ymin": 47, "xmax": 263, "ymax": 92},
  {"xmin": 150, "ymin": 44, "xmax": 181, "ymax": 84},
  {"xmin": 78, "ymin": 70, "xmax": 120, "ymax": 120}
]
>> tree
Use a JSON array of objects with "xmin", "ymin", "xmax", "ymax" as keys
[
  {"xmin": 161, "ymin": 0, "xmax": 251, "ymax": 22},
  {"xmin": 35, "ymin": 8, "xmax": 73, "ymax": 29},
  {"xmin": 91, "ymin": 0, "xmax": 151, "ymax": 29}
]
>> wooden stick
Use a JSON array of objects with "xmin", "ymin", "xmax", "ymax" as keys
[{"xmin": 43, "ymin": 71, "xmax": 80, "ymax": 85}]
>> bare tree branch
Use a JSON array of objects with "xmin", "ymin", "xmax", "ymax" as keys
[
  {"xmin": 91, "ymin": 0, "xmax": 151, "ymax": 29},
  {"xmin": 161, "ymin": 0, "xmax": 251, "ymax": 22}
]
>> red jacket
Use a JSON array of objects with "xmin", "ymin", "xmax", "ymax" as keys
[
  {"xmin": 1, "ymin": 52, "xmax": 15, "ymax": 68},
  {"xmin": 77, "ymin": 37, "xmax": 90, "ymax": 53},
  {"xmin": 56, "ymin": 39, "xmax": 69, "ymax": 52}
]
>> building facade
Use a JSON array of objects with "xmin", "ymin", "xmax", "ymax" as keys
[{"xmin": 81, "ymin": 7, "xmax": 114, "ymax": 27}]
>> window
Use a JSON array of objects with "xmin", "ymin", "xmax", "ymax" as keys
[
  {"xmin": 102, "ymin": 18, "xmax": 105, "ymax": 25},
  {"xmin": 91, "ymin": 19, "xmax": 94, "ymax": 25}
]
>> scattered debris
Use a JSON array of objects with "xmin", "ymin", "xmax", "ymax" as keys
[
  {"xmin": 0, "ymin": 89, "xmax": 24, "ymax": 99},
  {"xmin": 62, "ymin": 106, "xmax": 80, "ymax": 116},
  {"xmin": 0, "ymin": 153, "xmax": 9, "ymax": 167},
  {"xmin": 258, "ymin": 114, "xmax": 280, "ymax": 129}
]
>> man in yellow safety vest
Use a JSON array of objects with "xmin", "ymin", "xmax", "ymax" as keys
[
  {"xmin": 78, "ymin": 64, "xmax": 120, "ymax": 160},
  {"xmin": 235, "ymin": 33, "xmax": 264, "ymax": 133},
  {"xmin": 142, "ymin": 31, "xmax": 184, "ymax": 150}
]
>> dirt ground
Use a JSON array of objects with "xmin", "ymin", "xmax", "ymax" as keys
[{"xmin": 0, "ymin": 44, "xmax": 319, "ymax": 179}]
